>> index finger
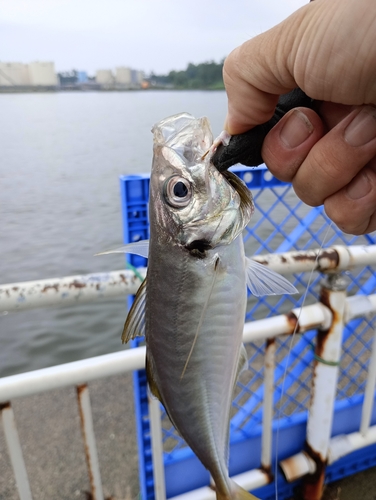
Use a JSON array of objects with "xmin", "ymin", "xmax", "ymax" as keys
[{"xmin": 223, "ymin": 48, "xmax": 281, "ymax": 134}]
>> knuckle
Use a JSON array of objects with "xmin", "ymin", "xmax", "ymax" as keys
[
  {"xmin": 265, "ymin": 154, "xmax": 301, "ymax": 183},
  {"xmin": 324, "ymin": 198, "xmax": 371, "ymax": 236},
  {"xmin": 223, "ymin": 47, "xmax": 242, "ymax": 84}
]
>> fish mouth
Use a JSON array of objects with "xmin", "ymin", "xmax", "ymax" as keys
[{"xmin": 185, "ymin": 239, "xmax": 212, "ymax": 258}]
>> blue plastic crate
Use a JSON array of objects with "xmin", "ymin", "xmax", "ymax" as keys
[{"xmin": 120, "ymin": 165, "xmax": 376, "ymax": 499}]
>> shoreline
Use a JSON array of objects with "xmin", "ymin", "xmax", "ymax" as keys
[{"xmin": 0, "ymin": 86, "xmax": 225, "ymax": 94}]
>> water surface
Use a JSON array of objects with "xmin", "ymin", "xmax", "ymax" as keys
[{"xmin": 0, "ymin": 91, "xmax": 227, "ymax": 377}]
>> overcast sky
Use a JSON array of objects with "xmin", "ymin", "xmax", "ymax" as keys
[{"xmin": 1, "ymin": 0, "xmax": 307, "ymax": 75}]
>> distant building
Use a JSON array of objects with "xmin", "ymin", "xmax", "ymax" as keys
[
  {"xmin": 76, "ymin": 71, "xmax": 88, "ymax": 84},
  {"xmin": 57, "ymin": 70, "xmax": 91, "ymax": 88},
  {"xmin": 115, "ymin": 67, "xmax": 131, "ymax": 86},
  {"xmin": 0, "ymin": 61, "xmax": 57, "ymax": 87},
  {"xmin": 95, "ymin": 70, "xmax": 114, "ymax": 87},
  {"xmin": 94, "ymin": 67, "xmax": 145, "ymax": 89},
  {"xmin": 58, "ymin": 70, "xmax": 78, "ymax": 86},
  {"xmin": 131, "ymin": 69, "xmax": 144, "ymax": 86}
]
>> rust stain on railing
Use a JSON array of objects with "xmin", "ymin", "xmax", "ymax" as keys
[
  {"xmin": 0, "ymin": 269, "xmax": 146, "ymax": 313},
  {"xmin": 0, "ymin": 401, "xmax": 11, "ymax": 412},
  {"xmin": 77, "ymin": 384, "xmax": 100, "ymax": 500},
  {"xmin": 301, "ymin": 443, "xmax": 327, "ymax": 500},
  {"xmin": 285, "ymin": 310, "xmax": 300, "ymax": 334}
]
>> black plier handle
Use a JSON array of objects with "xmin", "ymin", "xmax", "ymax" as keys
[{"xmin": 211, "ymin": 88, "xmax": 316, "ymax": 172}]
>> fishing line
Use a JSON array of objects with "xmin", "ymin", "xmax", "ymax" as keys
[{"xmin": 273, "ymin": 220, "xmax": 333, "ymax": 500}]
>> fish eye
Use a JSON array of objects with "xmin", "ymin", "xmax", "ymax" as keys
[{"xmin": 164, "ymin": 176, "xmax": 192, "ymax": 208}]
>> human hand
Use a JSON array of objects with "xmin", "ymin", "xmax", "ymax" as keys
[{"xmin": 223, "ymin": 0, "xmax": 376, "ymax": 235}]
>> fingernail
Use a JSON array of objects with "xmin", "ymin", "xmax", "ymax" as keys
[
  {"xmin": 347, "ymin": 171, "xmax": 371, "ymax": 199},
  {"xmin": 345, "ymin": 106, "xmax": 376, "ymax": 146},
  {"xmin": 280, "ymin": 109, "xmax": 314, "ymax": 148}
]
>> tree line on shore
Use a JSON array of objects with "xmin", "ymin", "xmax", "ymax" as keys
[{"xmin": 149, "ymin": 60, "xmax": 225, "ymax": 90}]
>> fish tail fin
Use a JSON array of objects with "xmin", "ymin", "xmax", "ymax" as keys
[
  {"xmin": 230, "ymin": 480, "xmax": 260, "ymax": 500},
  {"xmin": 215, "ymin": 481, "xmax": 260, "ymax": 500}
]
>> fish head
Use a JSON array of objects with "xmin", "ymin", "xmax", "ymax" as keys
[{"xmin": 150, "ymin": 113, "xmax": 254, "ymax": 254}]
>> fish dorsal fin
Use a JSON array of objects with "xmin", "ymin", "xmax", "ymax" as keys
[
  {"xmin": 245, "ymin": 257, "xmax": 298, "ymax": 296},
  {"xmin": 121, "ymin": 277, "xmax": 147, "ymax": 343},
  {"xmin": 96, "ymin": 240, "xmax": 149, "ymax": 258}
]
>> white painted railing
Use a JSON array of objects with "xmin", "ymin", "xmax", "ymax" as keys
[{"xmin": 1, "ymin": 245, "xmax": 376, "ymax": 500}]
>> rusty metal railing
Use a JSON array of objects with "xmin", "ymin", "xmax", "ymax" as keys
[
  {"xmin": 0, "ymin": 269, "xmax": 146, "ymax": 313},
  {"xmin": 149, "ymin": 291, "xmax": 376, "ymax": 500},
  {"xmin": 1, "ymin": 245, "xmax": 376, "ymax": 500}
]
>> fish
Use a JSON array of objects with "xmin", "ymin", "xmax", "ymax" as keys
[{"xmin": 100, "ymin": 113, "xmax": 297, "ymax": 500}]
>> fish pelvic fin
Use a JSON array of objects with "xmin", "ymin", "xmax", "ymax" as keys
[{"xmin": 216, "ymin": 481, "xmax": 260, "ymax": 500}]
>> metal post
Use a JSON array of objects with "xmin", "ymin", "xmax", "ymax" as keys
[
  {"xmin": 360, "ymin": 319, "xmax": 376, "ymax": 436},
  {"xmin": 261, "ymin": 339, "xmax": 275, "ymax": 474},
  {"xmin": 76, "ymin": 385, "xmax": 104, "ymax": 500},
  {"xmin": 149, "ymin": 395, "xmax": 166, "ymax": 500},
  {"xmin": 1, "ymin": 402, "xmax": 33, "ymax": 500},
  {"xmin": 302, "ymin": 274, "xmax": 347, "ymax": 500}
]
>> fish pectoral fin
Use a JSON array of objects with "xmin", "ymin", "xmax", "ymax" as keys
[
  {"xmin": 95, "ymin": 240, "xmax": 149, "ymax": 258},
  {"xmin": 121, "ymin": 277, "xmax": 147, "ymax": 343},
  {"xmin": 245, "ymin": 257, "xmax": 298, "ymax": 297}
]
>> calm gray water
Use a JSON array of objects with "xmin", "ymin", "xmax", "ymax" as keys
[{"xmin": 0, "ymin": 91, "xmax": 228, "ymax": 377}]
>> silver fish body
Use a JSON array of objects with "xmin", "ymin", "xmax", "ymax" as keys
[
  {"xmin": 142, "ymin": 113, "xmax": 256, "ymax": 500},
  {"xmin": 115, "ymin": 114, "xmax": 295, "ymax": 500}
]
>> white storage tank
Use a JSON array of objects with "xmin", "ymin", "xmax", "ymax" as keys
[
  {"xmin": 29, "ymin": 62, "xmax": 57, "ymax": 86},
  {"xmin": 96, "ymin": 70, "xmax": 114, "ymax": 86},
  {"xmin": 0, "ymin": 62, "xmax": 30, "ymax": 86},
  {"xmin": 115, "ymin": 67, "xmax": 132, "ymax": 86}
]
